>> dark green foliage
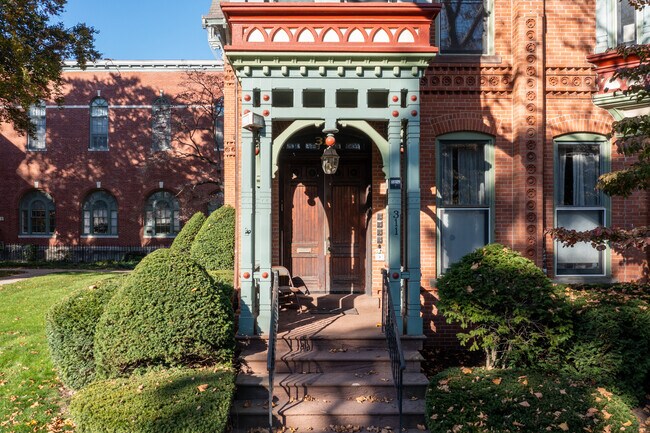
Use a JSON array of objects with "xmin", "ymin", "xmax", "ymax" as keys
[
  {"xmin": 0, "ymin": 0, "xmax": 99, "ymax": 135},
  {"xmin": 208, "ymin": 269, "xmax": 235, "ymax": 303},
  {"xmin": 426, "ymin": 367, "xmax": 638, "ymax": 433},
  {"xmin": 170, "ymin": 212, "xmax": 206, "ymax": 254},
  {"xmin": 437, "ymin": 243, "xmax": 572, "ymax": 369},
  {"xmin": 70, "ymin": 367, "xmax": 234, "ymax": 433},
  {"xmin": 190, "ymin": 206, "xmax": 235, "ymax": 271},
  {"xmin": 45, "ymin": 275, "xmax": 125, "ymax": 389},
  {"xmin": 94, "ymin": 249, "xmax": 235, "ymax": 379},
  {"xmin": 552, "ymin": 283, "xmax": 650, "ymax": 405}
]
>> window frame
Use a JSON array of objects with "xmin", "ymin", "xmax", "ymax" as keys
[
  {"xmin": 82, "ymin": 190, "xmax": 118, "ymax": 237},
  {"xmin": 435, "ymin": 132, "xmax": 495, "ymax": 275},
  {"xmin": 19, "ymin": 190, "xmax": 55, "ymax": 237},
  {"xmin": 553, "ymin": 133, "xmax": 611, "ymax": 278},
  {"xmin": 215, "ymin": 96, "xmax": 224, "ymax": 151},
  {"xmin": 595, "ymin": 0, "xmax": 650, "ymax": 53},
  {"xmin": 89, "ymin": 97, "xmax": 109, "ymax": 151},
  {"xmin": 152, "ymin": 97, "xmax": 172, "ymax": 151},
  {"xmin": 27, "ymin": 101, "xmax": 47, "ymax": 151},
  {"xmin": 436, "ymin": 0, "xmax": 494, "ymax": 56},
  {"xmin": 144, "ymin": 191, "xmax": 180, "ymax": 238}
]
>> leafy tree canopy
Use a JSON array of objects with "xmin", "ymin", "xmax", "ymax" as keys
[{"xmin": 0, "ymin": 0, "xmax": 99, "ymax": 135}]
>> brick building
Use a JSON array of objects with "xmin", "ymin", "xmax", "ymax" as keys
[
  {"xmin": 0, "ymin": 61, "xmax": 225, "ymax": 254},
  {"xmin": 202, "ymin": 0, "xmax": 650, "ymax": 341},
  {"xmin": 0, "ymin": 0, "xmax": 648, "ymax": 343}
]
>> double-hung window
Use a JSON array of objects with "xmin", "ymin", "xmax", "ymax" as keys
[
  {"xmin": 438, "ymin": 0, "xmax": 492, "ymax": 55},
  {"xmin": 437, "ymin": 133, "xmax": 493, "ymax": 274},
  {"xmin": 90, "ymin": 98, "xmax": 109, "ymax": 150},
  {"xmin": 215, "ymin": 96, "xmax": 224, "ymax": 151},
  {"xmin": 27, "ymin": 102, "xmax": 46, "ymax": 151},
  {"xmin": 554, "ymin": 135, "xmax": 609, "ymax": 276},
  {"xmin": 596, "ymin": 0, "xmax": 650, "ymax": 53}
]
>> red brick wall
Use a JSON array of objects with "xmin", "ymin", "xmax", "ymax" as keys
[{"xmin": 0, "ymin": 67, "xmax": 224, "ymax": 247}]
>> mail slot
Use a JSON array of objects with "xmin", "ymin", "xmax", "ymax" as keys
[{"xmin": 296, "ymin": 247, "xmax": 311, "ymax": 253}]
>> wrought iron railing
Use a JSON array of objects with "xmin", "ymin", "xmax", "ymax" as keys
[
  {"xmin": 267, "ymin": 270, "xmax": 280, "ymax": 430},
  {"xmin": 381, "ymin": 268, "xmax": 406, "ymax": 433}
]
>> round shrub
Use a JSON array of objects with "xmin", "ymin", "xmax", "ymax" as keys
[
  {"xmin": 190, "ymin": 205, "xmax": 235, "ymax": 271},
  {"xmin": 70, "ymin": 367, "xmax": 234, "ymax": 433},
  {"xmin": 170, "ymin": 211, "xmax": 206, "ymax": 254},
  {"xmin": 437, "ymin": 243, "xmax": 572, "ymax": 369},
  {"xmin": 46, "ymin": 275, "xmax": 125, "ymax": 390},
  {"xmin": 208, "ymin": 269, "xmax": 235, "ymax": 303},
  {"xmin": 426, "ymin": 367, "xmax": 638, "ymax": 433},
  {"xmin": 94, "ymin": 249, "xmax": 235, "ymax": 379}
]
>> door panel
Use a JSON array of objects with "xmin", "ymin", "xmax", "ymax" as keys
[
  {"xmin": 286, "ymin": 165, "xmax": 325, "ymax": 292},
  {"xmin": 329, "ymin": 174, "xmax": 365, "ymax": 292},
  {"xmin": 283, "ymin": 160, "xmax": 367, "ymax": 293}
]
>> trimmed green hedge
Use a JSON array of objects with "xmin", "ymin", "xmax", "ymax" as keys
[
  {"xmin": 208, "ymin": 269, "xmax": 235, "ymax": 303},
  {"xmin": 94, "ymin": 249, "xmax": 235, "ymax": 379},
  {"xmin": 437, "ymin": 243, "xmax": 572, "ymax": 369},
  {"xmin": 45, "ymin": 275, "xmax": 125, "ymax": 390},
  {"xmin": 70, "ymin": 367, "xmax": 234, "ymax": 433},
  {"xmin": 190, "ymin": 205, "xmax": 235, "ymax": 271},
  {"xmin": 426, "ymin": 367, "xmax": 638, "ymax": 433},
  {"xmin": 552, "ymin": 283, "xmax": 650, "ymax": 405},
  {"xmin": 170, "ymin": 212, "xmax": 206, "ymax": 254}
]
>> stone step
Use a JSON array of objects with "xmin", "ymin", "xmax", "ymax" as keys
[
  {"xmin": 239, "ymin": 347, "xmax": 424, "ymax": 375},
  {"xmin": 234, "ymin": 371, "xmax": 429, "ymax": 400},
  {"xmin": 230, "ymin": 397, "xmax": 429, "ymax": 431},
  {"xmin": 240, "ymin": 335, "xmax": 425, "ymax": 353}
]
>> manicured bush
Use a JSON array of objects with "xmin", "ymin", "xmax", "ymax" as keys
[
  {"xmin": 437, "ymin": 243, "xmax": 572, "ymax": 369},
  {"xmin": 70, "ymin": 367, "xmax": 234, "ymax": 433},
  {"xmin": 190, "ymin": 205, "xmax": 235, "ymax": 271},
  {"xmin": 426, "ymin": 367, "xmax": 638, "ymax": 433},
  {"xmin": 94, "ymin": 248, "xmax": 235, "ymax": 379},
  {"xmin": 170, "ymin": 211, "xmax": 206, "ymax": 254},
  {"xmin": 45, "ymin": 275, "xmax": 125, "ymax": 390},
  {"xmin": 553, "ymin": 283, "xmax": 650, "ymax": 405},
  {"xmin": 208, "ymin": 269, "xmax": 235, "ymax": 303}
]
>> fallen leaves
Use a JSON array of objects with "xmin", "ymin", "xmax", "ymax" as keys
[
  {"xmin": 196, "ymin": 383, "xmax": 209, "ymax": 392},
  {"xmin": 558, "ymin": 422, "xmax": 569, "ymax": 431}
]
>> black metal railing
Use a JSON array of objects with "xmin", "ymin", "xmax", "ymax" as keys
[
  {"xmin": 0, "ymin": 244, "xmax": 160, "ymax": 263},
  {"xmin": 381, "ymin": 268, "xmax": 406, "ymax": 432},
  {"xmin": 267, "ymin": 270, "xmax": 280, "ymax": 430}
]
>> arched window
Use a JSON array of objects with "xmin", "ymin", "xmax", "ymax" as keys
[
  {"xmin": 90, "ymin": 97, "xmax": 109, "ymax": 150},
  {"xmin": 152, "ymin": 97, "xmax": 171, "ymax": 151},
  {"xmin": 20, "ymin": 190, "xmax": 55, "ymax": 235},
  {"xmin": 145, "ymin": 191, "xmax": 180, "ymax": 236},
  {"xmin": 82, "ymin": 191, "xmax": 118, "ymax": 236},
  {"xmin": 27, "ymin": 101, "xmax": 46, "ymax": 151}
]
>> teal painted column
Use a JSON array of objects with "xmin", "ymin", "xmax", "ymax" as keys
[
  {"xmin": 256, "ymin": 106, "xmax": 273, "ymax": 335},
  {"xmin": 239, "ymin": 125, "xmax": 256, "ymax": 336},
  {"xmin": 405, "ymin": 100, "xmax": 423, "ymax": 336},
  {"xmin": 387, "ymin": 117, "xmax": 403, "ymax": 334}
]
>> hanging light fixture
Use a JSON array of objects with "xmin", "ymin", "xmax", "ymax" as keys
[{"xmin": 321, "ymin": 133, "xmax": 339, "ymax": 174}]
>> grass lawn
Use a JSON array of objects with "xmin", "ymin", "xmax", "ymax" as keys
[{"xmin": 0, "ymin": 272, "xmax": 117, "ymax": 433}]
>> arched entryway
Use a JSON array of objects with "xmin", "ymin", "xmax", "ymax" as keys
[{"xmin": 279, "ymin": 126, "xmax": 372, "ymax": 294}]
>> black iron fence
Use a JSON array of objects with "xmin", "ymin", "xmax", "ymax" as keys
[
  {"xmin": 0, "ymin": 244, "xmax": 161, "ymax": 263},
  {"xmin": 381, "ymin": 268, "xmax": 406, "ymax": 433}
]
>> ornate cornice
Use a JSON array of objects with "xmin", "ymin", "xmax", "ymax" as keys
[
  {"xmin": 420, "ymin": 65, "xmax": 513, "ymax": 94},
  {"xmin": 545, "ymin": 66, "xmax": 598, "ymax": 95}
]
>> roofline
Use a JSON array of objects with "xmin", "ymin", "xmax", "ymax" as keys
[{"xmin": 63, "ymin": 59, "xmax": 224, "ymax": 72}]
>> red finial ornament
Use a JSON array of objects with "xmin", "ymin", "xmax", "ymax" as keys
[
  {"xmin": 244, "ymin": 94, "xmax": 251, "ymax": 102},
  {"xmin": 243, "ymin": 272, "xmax": 251, "ymax": 279},
  {"xmin": 325, "ymin": 135, "xmax": 336, "ymax": 147}
]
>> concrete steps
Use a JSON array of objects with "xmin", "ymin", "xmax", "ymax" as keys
[{"xmin": 230, "ymin": 294, "xmax": 430, "ymax": 432}]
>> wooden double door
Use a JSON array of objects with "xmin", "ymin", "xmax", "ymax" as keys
[{"xmin": 282, "ymin": 158, "xmax": 370, "ymax": 293}]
